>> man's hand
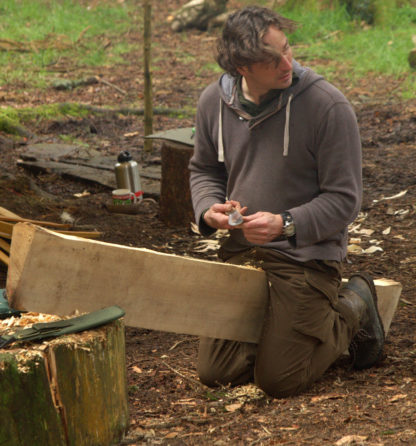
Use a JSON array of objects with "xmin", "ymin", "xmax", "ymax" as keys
[
  {"xmin": 241, "ymin": 212, "xmax": 283, "ymax": 244},
  {"xmin": 203, "ymin": 201, "xmax": 247, "ymax": 230}
]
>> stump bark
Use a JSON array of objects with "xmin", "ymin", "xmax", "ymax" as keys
[
  {"xmin": 160, "ymin": 141, "xmax": 195, "ymax": 227},
  {"xmin": 0, "ymin": 318, "xmax": 128, "ymax": 446}
]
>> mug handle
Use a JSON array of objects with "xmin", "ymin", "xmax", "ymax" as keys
[{"xmin": 129, "ymin": 192, "xmax": 137, "ymax": 203}]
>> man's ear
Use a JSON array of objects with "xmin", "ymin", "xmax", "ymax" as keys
[{"xmin": 237, "ymin": 66, "xmax": 249, "ymax": 76}]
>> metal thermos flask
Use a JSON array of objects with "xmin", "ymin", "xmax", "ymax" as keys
[{"xmin": 114, "ymin": 151, "xmax": 143, "ymax": 200}]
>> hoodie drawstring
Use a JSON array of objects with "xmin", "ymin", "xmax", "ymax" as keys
[
  {"xmin": 283, "ymin": 94, "xmax": 293, "ymax": 157},
  {"xmin": 217, "ymin": 93, "xmax": 294, "ymax": 161},
  {"xmin": 218, "ymin": 98, "xmax": 224, "ymax": 162}
]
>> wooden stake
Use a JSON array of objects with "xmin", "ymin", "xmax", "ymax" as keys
[{"xmin": 143, "ymin": 0, "xmax": 153, "ymax": 153}]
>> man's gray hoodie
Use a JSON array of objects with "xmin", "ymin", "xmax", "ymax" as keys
[{"xmin": 189, "ymin": 61, "xmax": 362, "ymax": 262}]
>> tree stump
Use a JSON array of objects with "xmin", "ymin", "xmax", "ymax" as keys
[
  {"xmin": 160, "ymin": 141, "xmax": 195, "ymax": 227},
  {"xmin": 0, "ymin": 317, "xmax": 128, "ymax": 446}
]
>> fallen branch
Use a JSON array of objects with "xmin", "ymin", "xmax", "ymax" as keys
[
  {"xmin": 161, "ymin": 360, "xmax": 203, "ymax": 389},
  {"xmin": 53, "ymin": 76, "xmax": 127, "ymax": 95},
  {"xmin": 0, "ymin": 216, "xmax": 72, "ymax": 229},
  {"xmin": 79, "ymin": 103, "xmax": 195, "ymax": 118},
  {"xmin": 96, "ymin": 76, "xmax": 127, "ymax": 95}
]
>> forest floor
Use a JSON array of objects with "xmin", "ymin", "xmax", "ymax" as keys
[{"xmin": 1, "ymin": 0, "xmax": 416, "ymax": 445}]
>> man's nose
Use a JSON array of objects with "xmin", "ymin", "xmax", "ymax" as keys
[{"xmin": 279, "ymin": 55, "xmax": 292, "ymax": 71}]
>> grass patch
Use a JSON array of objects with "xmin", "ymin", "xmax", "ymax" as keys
[
  {"xmin": 4, "ymin": 103, "xmax": 90, "ymax": 123},
  {"xmin": 0, "ymin": 103, "xmax": 91, "ymax": 135},
  {"xmin": 59, "ymin": 134, "xmax": 90, "ymax": 147},
  {"xmin": 0, "ymin": 0, "xmax": 140, "ymax": 87},
  {"xmin": 0, "ymin": 0, "xmax": 415, "ymax": 99},
  {"xmin": 283, "ymin": 4, "xmax": 415, "ymax": 95}
]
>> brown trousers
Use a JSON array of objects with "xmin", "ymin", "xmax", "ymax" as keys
[{"xmin": 197, "ymin": 247, "xmax": 359, "ymax": 398}]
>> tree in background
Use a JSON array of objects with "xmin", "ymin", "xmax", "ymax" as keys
[{"xmin": 143, "ymin": 0, "xmax": 153, "ymax": 154}]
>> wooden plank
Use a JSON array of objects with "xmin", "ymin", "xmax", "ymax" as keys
[
  {"xmin": 0, "ymin": 220, "xmax": 100, "ymax": 240},
  {"xmin": 0, "ymin": 207, "xmax": 21, "ymax": 219},
  {"xmin": 17, "ymin": 159, "xmax": 117, "ymax": 189},
  {"xmin": 0, "ymin": 216, "xmax": 72, "ymax": 229},
  {"xmin": 7, "ymin": 223, "xmax": 269, "ymax": 343},
  {"xmin": 368, "ymin": 278, "xmax": 401, "ymax": 334},
  {"xmin": 0, "ymin": 237, "xmax": 10, "ymax": 254},
  {"xmin": 55, "ymin": 230, "xmax": 102, "ymax": 239},
  {"xmin": 6, "ymin": 223, "xmax": 402, "ymax": 343},
  {"xmin": 0, "ymin": 221, "xmax": 13, "ymax": 237},
  {"xmin": 0, "ymin": 249, "xmax": 9, "ymax": 266},
  {"xmin": 17, "ymin": 159, "xmax": 161, "ymax": 196}
]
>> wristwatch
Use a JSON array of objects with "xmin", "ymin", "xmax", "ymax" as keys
[{"xmin": 281, "ymin": 212, "xmax": 296, "ymax": 238}]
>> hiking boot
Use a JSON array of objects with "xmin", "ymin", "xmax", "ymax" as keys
[{"xmin": 343, "ymin": 273, "xmax": 385, "ymax": 370}]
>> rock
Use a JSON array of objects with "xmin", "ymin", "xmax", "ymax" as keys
[{"xmin": 169, "ymin": 0, "xmax": 228, "ymax": 32}]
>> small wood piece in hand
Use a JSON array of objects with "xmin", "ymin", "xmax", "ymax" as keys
[{"xmin": 228, "ymin": 208, "xmax": 243, "ymax": 226}]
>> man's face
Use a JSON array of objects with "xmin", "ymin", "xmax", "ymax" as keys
[{"xmin": 238, "ymin": 26, "xmax": 293, "ymax": 93}]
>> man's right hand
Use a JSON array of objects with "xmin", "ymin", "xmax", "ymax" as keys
[{"xmin": 203, "ymin": 201, "xmax": 247, "ymax": 230}]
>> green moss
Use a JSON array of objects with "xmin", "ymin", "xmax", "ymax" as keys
[
  {"xmin": 0, "ymin": 114, "xmax": 21, "ymax": 135},
  {"xmin": 0, "ymin": 351, "xmax": 65, "ymax": 445},
  {"xmin": 0, "ymin": 103, "xmax": 91, "ymax": 136}
]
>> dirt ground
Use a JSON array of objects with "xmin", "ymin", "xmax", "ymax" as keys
[{"xmin": 1, "ymin": 1, "xmax": 416, "ymax": 444}]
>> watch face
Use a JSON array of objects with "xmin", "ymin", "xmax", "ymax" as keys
[
  {"xmin": 283, "ymin": 214, "xmax": 295, "ymax": 237},
  {"xmin": 285, "ymin": 223, "xmax": 295, "ymax": 237}
]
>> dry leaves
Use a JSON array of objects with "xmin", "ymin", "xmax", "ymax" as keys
[
  {"xmin": 372, "ymin": 189, "xmax": 407, "ymax": 203},
  {"xmin": 388, "ymin": 394, "xmax": 407, "ymax": 403},
  {"xmin": 131, "ymin": 365, "xmax": 143, "ymax": 374},
  {"xmin": 224, "ymin": 402, "xmax": 243, "ymax": 412},
  {"xmin": 335, "ymin": 435, "xmax": 368, "ymax": 445},
  {"xmin": 310, "ymin": 393, "xmax": 345, "ymax": 403}
]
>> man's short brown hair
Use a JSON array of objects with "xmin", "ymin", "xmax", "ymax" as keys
[{"xmin": 216, "ymin": 6, "xmax": 297, "ymax": 77}]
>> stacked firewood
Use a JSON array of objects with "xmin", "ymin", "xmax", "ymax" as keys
[{"xmin": 0, "ymin": 206, "xmax": 101, "ymax": 267}]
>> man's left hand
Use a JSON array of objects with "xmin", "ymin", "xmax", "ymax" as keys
[{"xmin": 241, "ymin": 212, "xmax": 283, "ymax": 244}]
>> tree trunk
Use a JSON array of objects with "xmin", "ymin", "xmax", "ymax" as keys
[{"xmin": 0, "ymin": 319, "xmax": 128, "ymax": 446}]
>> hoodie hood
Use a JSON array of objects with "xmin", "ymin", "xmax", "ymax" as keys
[
  {"xmin": 218, "ymin": 60, "xmax": 317, "ymax": 106},
  {"xmin": 216, "ymin": 60, "xmax": 323, "ymax": 160}
]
